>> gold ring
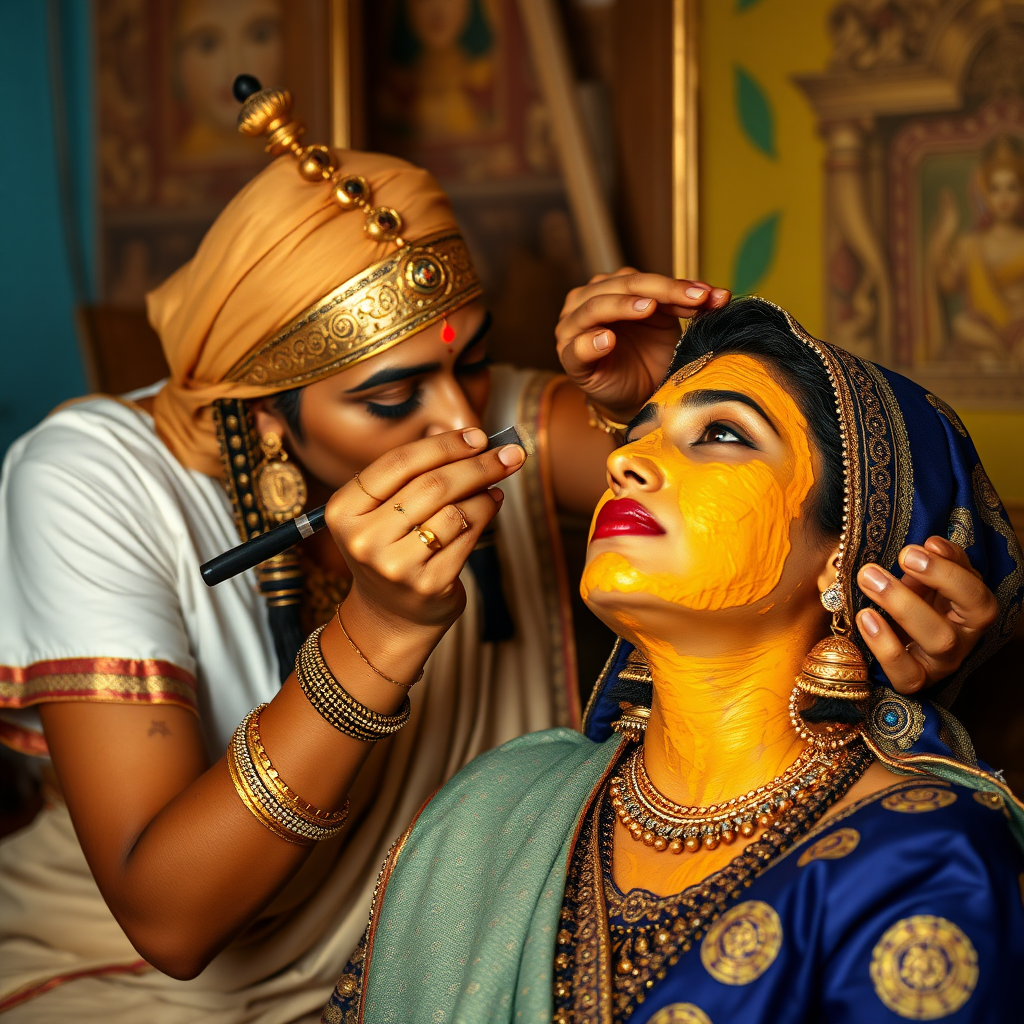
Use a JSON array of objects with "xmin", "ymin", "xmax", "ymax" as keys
[
  {"xmin": 393, "ymin": 502, "xmax": 406, "ymax": 514},
  {"xmin": 453, "ymin": 505, "xmax": 469, "ymax": 532},
  {"xmin": 413, "ymin": 526, "xmax": 442, "ymax": 551},
  {"xmin": 353, "ymin": 472, "xmax": 383, "ymax": 502}
]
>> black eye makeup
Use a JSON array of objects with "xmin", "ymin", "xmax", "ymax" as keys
[
  {"xmin": 364, "ymin": 385, "xmax": 424, "ymax": 420},
  {"xmin": 693, "ymin": 419, "xmax": 756, "ymax": 448}
]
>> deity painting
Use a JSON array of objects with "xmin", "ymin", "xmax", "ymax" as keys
[
  {"xmin": 926, "ymin": 134, "xmax": 1024, "ymax": 367},
  {"xmin": 887, "ymin": 99, "xmax": 1024, "ymax": 394},
  {"xmin": 367, "ymin": 0, "xmax": 554, "ymax": 181},
  {"xmin": 376, "ymin": 0, "xmax": 497, "ymax": 143}
]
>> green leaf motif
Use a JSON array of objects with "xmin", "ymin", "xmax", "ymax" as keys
[
  {"xmin": 735, "ymin": 65, "xmax": 775, "ymax": 158},
  {"xmin": 732, "ymin": 212, "xmax": 781, "ymax": 295},
  {"xmin": 736, "ymin": 0, "xmax": 766, "ymax": 9}
]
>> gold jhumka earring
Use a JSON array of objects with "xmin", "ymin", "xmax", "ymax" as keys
[
  {"xmin": 789, "ymin": 559, "xmax": 870, "ymax": 752},
  {"xmin": 257, "ymin": 432, "xmax": 307, "ymax": 526}
]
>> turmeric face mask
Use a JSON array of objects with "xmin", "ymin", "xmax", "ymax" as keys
[{"xmin": 582, "ymin": 354, "xmax": 816, "ymax": 613}]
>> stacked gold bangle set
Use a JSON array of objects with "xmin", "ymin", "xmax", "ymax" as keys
[
  {"xmin": 228, "ymin": 705, "xmax": 349, "ymax": 847},
  {"xmin": 228, "ymin": 617, "xmax": 417, "ymax": 841}
]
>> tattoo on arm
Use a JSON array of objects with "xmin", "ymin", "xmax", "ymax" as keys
[{"xmin": 148, "ymin": 720, "xmax": 170, "ymax": 737}]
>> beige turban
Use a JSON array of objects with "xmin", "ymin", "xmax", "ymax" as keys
[{"xmin": 148, "ymin": 151, "xmax": 467, "ymax": 477}]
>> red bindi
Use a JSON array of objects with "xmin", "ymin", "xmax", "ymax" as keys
[{"xmin": 441, "ymin": 318, "xmax": 456, "ymax": 344}]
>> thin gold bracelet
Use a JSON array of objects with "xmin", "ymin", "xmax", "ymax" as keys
[
  {"xmin": 336, "ymin": 607, "xmax": 423, "ymax": 688},
  {"xmin": 585, "ymin": 397, "xmax": 629, "ymax": 436}
]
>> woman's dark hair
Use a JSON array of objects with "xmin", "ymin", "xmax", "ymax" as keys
[
  {"xmin": 664, "ymin": 297, "xmax": 844, "ymax": 537},
  {"xmin": 273, "ymin": 386, "xmax": 305, "ymax": 442}
]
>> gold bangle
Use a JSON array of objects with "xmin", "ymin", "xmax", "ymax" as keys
[
  {"xmin": 246, "ymin": 711, "xmax": 349, "ymax": 831},
  {"xmin": 585, "ymin": 397, "xmax": 629, "ymax": 436},
  {"xmin": 227, "ymin": 705, "xmax": 350, "ymax": 845},
  {"xmin": 336, "ymin": 607, "xmax": 423, "ymax": 688},
  {"xmin": 295, "ymin": 625, "xmax": 413, "ymax": 741}
]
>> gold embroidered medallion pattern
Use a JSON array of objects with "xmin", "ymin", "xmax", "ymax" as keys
[
  {"xmin": 946, "ymin": 507, "xmax": 975, "ymax": 550},
  {"xmin": 699, "ymin": 901, "xmax": 783, "ymax": 986},
  {"xmin": 972, "ymin": 791, "xmax": 1005, "ymax": 812},
  {"xmin": 881, "ymin": 787, "xmax": 957, "ymax": 814},
  {"xmin": 797, "ymin": 827, "xmax": 860, "ymax": 867},
  {"xmin": 648, "ymin": 1005, "xmax": 713, "ymax": 1024},
  {"xmin": 926, "ymin": 393, "xmax": 968, "ymax": 438},
  {"xmin": 870, "ymin": 915, "xmax": 978, "ymax": 1020}
]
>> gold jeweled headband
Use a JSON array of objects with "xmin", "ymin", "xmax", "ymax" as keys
[
  {"xmin": 225, "ymin": 230, "xmax": 481, "ymax": 388},
  {"xmin": 226, "ymin": 77, "xmax": 483, "ymax": 388}
]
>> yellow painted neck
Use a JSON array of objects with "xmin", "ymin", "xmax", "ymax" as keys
[{"xmin": 639, "ymin": 628, "xmax": 817, "ymax": 809}]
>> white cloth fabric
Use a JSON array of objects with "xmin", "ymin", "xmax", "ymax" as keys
[{"xmin": 0, "ymin": 365, "xmax": 575, "ymax": 1020}]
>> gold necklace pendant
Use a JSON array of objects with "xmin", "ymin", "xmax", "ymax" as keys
[{"xmin": 608, "ymin": 745, "xmax": 854, "ymax": 854}]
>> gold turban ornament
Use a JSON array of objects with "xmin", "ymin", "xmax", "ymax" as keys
[{"xmin": 147, "ymin": 78, "xmax": 482, "ymax": 478}]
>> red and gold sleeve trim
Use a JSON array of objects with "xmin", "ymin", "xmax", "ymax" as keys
[
  {"xmin": 0, "ymin": 959, "xmax": 152, "ymax": 1013},
  {"xmin": 0, "ymin": 657, "xmax": 198, "ymax": 713}
]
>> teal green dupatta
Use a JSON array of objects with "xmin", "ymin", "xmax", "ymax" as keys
[{"xmin": 353, "ymin": 729, "xmax": 621, "ymax": 1024}]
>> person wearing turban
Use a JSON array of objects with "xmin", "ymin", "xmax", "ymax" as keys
[{"xmin": 0, "ymin": 86, "xmax": 999, "ymax": 1021}]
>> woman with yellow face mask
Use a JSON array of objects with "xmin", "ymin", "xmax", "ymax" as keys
[
  {"xmin": 0, "ymin": 74, "xmax": 995, "ymax": 1020},
  {"xmin": 324, "ymin": 298, "xmax": 1024, "ymax": 1024}
]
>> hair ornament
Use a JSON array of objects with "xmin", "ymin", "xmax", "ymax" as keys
[{"xmin": 233, "ymin": 75, "xmax": 405, "ymax": 246}]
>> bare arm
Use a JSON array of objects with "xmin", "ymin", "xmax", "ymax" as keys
[{"xmin": 39, "ymin": 427, "xmax": 524, "ymax": 979}]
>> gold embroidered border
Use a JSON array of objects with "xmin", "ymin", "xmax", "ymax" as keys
[
  {"xmin": 0, "ymin": 719, "xmax": 49, "ymax": 757},
  {"xmin": 224, "ymin": 231, "xmax": 483, "ymax": 389},
  {"xmin": 777, "ymin": 308, "xmax": 864, "ymax": 618},
  {"xmin": 0, "ymin": 657, "xmax": 198, "ymax": 712}
]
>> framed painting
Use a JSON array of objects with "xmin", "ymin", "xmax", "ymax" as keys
[
  {"xmin": 797, "ymin": 0, "xmax": 1024, "ymax": 407},
  {"xmin": 890, "ymin": 101, "xmax": 1024, "ymax": 375},
  {"xmin": 96, "ymin": 0, "xmax": 330, "ymax": 306}
]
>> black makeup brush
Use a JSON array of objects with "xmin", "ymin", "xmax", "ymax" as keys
[{"xmin": 200, "ymin": 425, "xmax": 532, "ymax": 587}]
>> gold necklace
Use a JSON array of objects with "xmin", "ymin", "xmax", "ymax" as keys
[{"xmin": 608, "ymin": 743, "xmax": 858, "ymax": 854}]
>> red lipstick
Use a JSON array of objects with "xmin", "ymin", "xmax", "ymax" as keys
[{"xmin": 591, "ymin": 499, "xmax": 665, "ymax": 539}]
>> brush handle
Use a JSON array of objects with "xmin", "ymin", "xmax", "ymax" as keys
[{"xmin": 200, "ymin": 506, "xmax": 327, "ymax": 587}]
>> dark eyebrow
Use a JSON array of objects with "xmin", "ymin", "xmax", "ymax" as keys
[
  {"xmin": 623, "ymin": 403, "xmax": 658, "ymax": 442},
  {"xmin": 345, "ymin": 361, "xmax": 441, "ymax": 392},
  {"xmin": 345, "ymin": 311, "xmax": 493, "ymax": 392},
  {"xmin": 681, "ymin": 389, "xmax": 778, "ymax": 434}
]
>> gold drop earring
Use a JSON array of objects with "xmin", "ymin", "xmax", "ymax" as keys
[
  {"xmin": 256, "ymin": 432, "xmax": 307, "ymax": 525},
  {"xmin": 789, "ymin": 568, "xmax": 870, "ymax": 751}
]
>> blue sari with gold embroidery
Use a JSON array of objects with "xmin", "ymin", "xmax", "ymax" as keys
[{"xmin": 322, "ymin": 302, "xmax": 1024, "ymax": 1023}]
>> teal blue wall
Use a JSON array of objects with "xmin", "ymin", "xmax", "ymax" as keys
[{"xmin": 0, "ymin": 0, "xmax": 93, "ymax": 454}]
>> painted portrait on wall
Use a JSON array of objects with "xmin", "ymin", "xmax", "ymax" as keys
[
  {"xmin": 355, "ymin": 0, "xmax": 584, "ymax": 368},
  {"xmin": 365, "ymin": 0, "xmax": 554, "ymax": 182},
  {"xmin": 96, "ymin": 0, "xmax": 329, "ymax": 306},
  {"xmin": 798, "ymin": 2, "xmax": 1024, "ymax": 407},
  {"xmin": 890, "ymin": 103, "xmax": 1024, "ymax": 375}
]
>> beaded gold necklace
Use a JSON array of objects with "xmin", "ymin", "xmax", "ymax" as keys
[{"xmin": 609, "ymin": 742, "xmax": 860, "ymax": 854}]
